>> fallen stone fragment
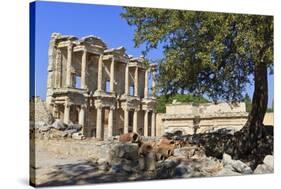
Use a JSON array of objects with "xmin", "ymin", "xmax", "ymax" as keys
[
  {"xmin": 263, "ymin": 155, "xmax": 274, "ymax": 169},
  {"xmin": 51, "ymin": 119, "xmax": 66, "ymax": 130},
  {"xmin": 254, "ymin": 164, "xmax": 273, "ymax": 174},
  {"xmin": 66, "ymin": 123, "xmax": 82, "ymax": 131},
  {"xmin": 72, "ymin": 132, "xmax": 85, "ymax": 140}
]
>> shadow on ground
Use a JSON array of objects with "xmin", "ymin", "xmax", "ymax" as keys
[{"xmin": 37, "ymin": 160, "xmax": 148, "ymax": 187}]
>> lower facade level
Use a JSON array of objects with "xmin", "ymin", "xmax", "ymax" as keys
[{"xmin": 48, "ymin": 89, "xmax": 156, "ymax": 140}]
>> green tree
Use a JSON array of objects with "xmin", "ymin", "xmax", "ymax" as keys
[
  {"xmin": 121, "ymin": 8, "xmax": 273, "ymax": 157},
  {"xmin": 156, "ymin": 94, "xmax": 209, "ymax": 113}
]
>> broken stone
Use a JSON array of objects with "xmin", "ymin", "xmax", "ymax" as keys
[
  {"xmin": 222, "ymin": 153, "xmax": 252, "ymax": 174},
  {"xmin": 222, "ymin": 153, "xmax": 232, "ymax": 165},
  {"xmin": 254, "ymin": 164, "xmax": 273, "ymax": 174},
  {"xmin": 145, "ymin": 152, "xmax": 156, "ymax": 171},
  {"xmin": 110, "ymin": 143, "xmax": 139, "ymax": 163},
  {"xmin": 38, "ymin": 125, "xmax": 51, "ymax": 132},
  {"xmin": 174, "ymin": 163, "xmax": 192, "ymax": 177},
  {"xmin": 98, "ymin": 161, "xmax": 110, "ymax": 171},
  {"xmin": 67, "ymin": 123, "xmax": 82, "ymax": 131},
  {"xmin": 231, "ymin": 160, "xmax": 252, "ymax": 174},
  {"xmin": 216, "ymin": 165, "xmax": 242, "ymax": 176},
  {"xmin": 35, "ymin": 121, "xmax": 48, "ymax": 129},
  {"xmin": 51, "ymin": 119, "xmax": 66, "ymax": 130},
  {"xmin": 263, "ymin": 155, "xmax": 273, "ymax": 169},
  {"xmin": 64, "ymin": 129, "xmax": 77, "ymax": 137},
  {"xmin": 119, "ymin": 132, "xmax": 142, "ymax": 144},
  {"xmin": 72, "ymin": 132, "xmax": 85, "ymax": 140}
]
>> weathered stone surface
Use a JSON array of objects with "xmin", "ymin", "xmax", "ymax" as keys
[
  {"xmin": 174, "ymin": 163, "xmax": 193, "ymax": 177},
  {"xmin": 38, "ymin": 125, "xmax": 51, "ymax": 132},
  {"xmin": 263, "ymin": 155, "xmax": 273, "ymax": 168},
  {"xmin": 222, "ymin": 153, "xmax": 252, "ymax": 174},
  {"xmin": 231, "ymin": 160, "xmax": 252, "ymax": 174},
  {"xmin": 72, "ymin": 132, "xmax": 85, "ymax": 140},
  {"xmin": 145, "ymin": 152, "xmax": 156, "ymax": 171},
  {"xmin": 254, "ymin": 164, "xmax": 273, "ymax": 174},
  {"xmin": 30, "ymin": 97, "xmax": 54, "ymax": 125},
  {"xmin": 174, "ymin": 147, "xmax": 197, "ymax": 158},
  {"xmin": 67, "ymin": 123, "xmax": 82, "ymax": 131},
  {"xmin": 110, "ymin": 143, "xmax": 139, "ymax": 163},
  {"xmin": 35, "ymin": 121, "xmax": 48, "ymax": 129},
  {"xmin": 222, "ymin": 153, "xmax": 232, "ymax": 164},
  {"xmin": 64, "ymin": 129, "xmax": 78, "ymax": 137},
  {"xmin": 45, "ymin": 33, "xmax": 157, "ymax": 141},
  {"xmin": 52, "ymin": 119, "xmax": 66, "ymax": 130},
  {"xmin": 216, "ymin": 165, "xmax": 242, "ymax": 176},
  {"xmin": 163, "ymin": 102, "xmax": 248, "ymax": 135},
  {"xmin": 253, "ymin": 155, "xmax": 274, "ymax": 174}
]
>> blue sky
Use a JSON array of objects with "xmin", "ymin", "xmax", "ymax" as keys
[{"xmin": 33, "ymin": 1, "xmax": 274, "ymax": 107}]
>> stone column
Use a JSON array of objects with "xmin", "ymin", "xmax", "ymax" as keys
[
  {"xmin": 79, "ymin": 105, "xmax": 86, "ymax": 126},
  {"xmin": 97, "ymin": 55, "xmax": 104, "ymax": 91},
  {"xmin": 66, "ymin": 43, "xmax": 73, "ymax": 88},
  {"xmin": 133, "ymin": 110, "xmax": 138, "ymax": 133},
  {"xmin": 144, "ymin": 110, "xmax": 149, "ymax": 136},
  {"xmin": 144, "ymin": 69, "xmax": 149, "ymax": 98},
  {"xmin": 52, "ymin": 104, "xmax": 59, "ymax": 119},
  {"xmin": 54, "ymin": 48, "xmax": 62, "ymax": 88},
  {"xmin": 96, "ymin": 105, "xmax": 103, "ymax": 140},
  {"xmin": 108, "ymin": 107, "xmax": 115, "ymax": 138},
  {"xmin": 152, "ymin": 70, "xmax": 156, "ymax": 97},
  {"xmin": 63, "ymin": 101, "xmax": 70, "ymax": 124},
  {"xmin": 81, "ymin": 49, "xmax": 87, "ymax": 89},
  {"xmin": 124, "ymin": 108, "xmax": 129, "ymax": 133},
  {"xmin": 125, "ymin": 64, "xmax": 129, "ymax": 95},
  {"xmin": 151, "ymin": 111, "xmax": 156, "ymax": 137},
  {"xmin": 134, "ymin": 67, "xmax": 138, "ymax": 96},
  {"xmin": 110, "ymin": 57, "xmax": 115, "ymax": 93}
]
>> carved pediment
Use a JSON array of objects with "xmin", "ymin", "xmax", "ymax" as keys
[{"xmin": 79, "ymin": 35, "xmax": 107, "ymax": 49}]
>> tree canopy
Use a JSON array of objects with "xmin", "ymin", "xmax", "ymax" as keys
[
  {"xmin": 156, "ymin": 94, "xmax": 209, "ymax": 113},
  {"xmin": 121, "ymin": 8, "xmax": 273, "ymax": 103}
]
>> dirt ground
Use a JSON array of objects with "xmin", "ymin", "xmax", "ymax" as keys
[{"xmin": 32, "ymin": 140, "xmax": 153, "ymax": 186}]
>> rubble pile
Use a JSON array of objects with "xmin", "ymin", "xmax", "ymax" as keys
[
  {"xmin": 33, "ymin": 121, "xmax": 274, "ymax": 180},
  {"xmin": 35, "ymin": 119, "xmax": 84, "ymax": 140}
]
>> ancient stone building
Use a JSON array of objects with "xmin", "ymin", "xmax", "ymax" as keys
[
  {"xmin": 46, "ymin": 33, "xmax": 157, "ymax": 140},
  {"xmin": 160, "ymin": 102, "xmax": 249, "ymax": 135}
]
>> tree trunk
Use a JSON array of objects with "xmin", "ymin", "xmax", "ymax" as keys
[{"xmin": 244, "ymin": 61, "xmax": 268, "ymax": 139}]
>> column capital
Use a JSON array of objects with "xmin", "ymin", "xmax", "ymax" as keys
[
  {"xmin": 99, "ymin": 54, "xmax": 104, "ymax": 60},
  {"xmin": 133, "ymin": 108, "xmax": 140, "ymax": 112},
  {"xmin": 95, "ymin": 103, "xmax": 103, "ymax": 110},
  {"xmin": 64, "ymin": 99, "xmax": 72, "ymax": 108},
  {"xmin": 109, "ymin": 105, "xmax": 116, "ymax": 110},
  {"xmin": 81, "ymin": 104, "xmax": 87, "ymax": 109},
  {"xmin": 67, "ymin": 43, "xmax": 73, "ymax": 50},
  {"xmin": 122, "ymin": 106, "xmax": 130, "ymax": 112}
]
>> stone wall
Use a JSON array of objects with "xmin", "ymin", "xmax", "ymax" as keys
[
  {"xmin": 264, "ymin": 112, "xmax": 274, "ymax": 126},
  {"xmin": 155, "ymin": 102, "xmax": 274, "ymax": 136},
  {"xmin": 156, "ymin": 113, "xmax": 165, "ymax": 136},
  {"xmin": 30, "ymin": 97, "xmax": 53, "ymax": 126}
]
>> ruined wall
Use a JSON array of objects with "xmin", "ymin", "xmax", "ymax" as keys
[
  {"xmin": 87, "ymin": 55, "xmax": 99, "ymax": 92},
  {"xmin": 156, "ymin": 113, "xmax": 164, "ymax": 136},
  {"xmin": 159, "ymin": 102, "xmax": 273, "ymax": 135},
  {"xmin": 264, "ymin": 112, "xmax": 274, "ymax": 126},
  {"xmin": 30, "ymin": 97, "xmax": 53, "ymax": 125},
  {"xmin": 163, "ymin": 102, "xmax": 248, "ymax": 135},
  {"xmin": 166, "ymin": 102, "xmax": 246, "ymax": 115},
  {"xmin": 115, "ymin": 63, "xmax": 125, "ymax": 95}
]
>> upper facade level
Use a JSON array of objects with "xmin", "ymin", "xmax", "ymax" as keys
[{"xmin": 46, "ymin": 33, "xmax": 157, "ymax": 100}]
